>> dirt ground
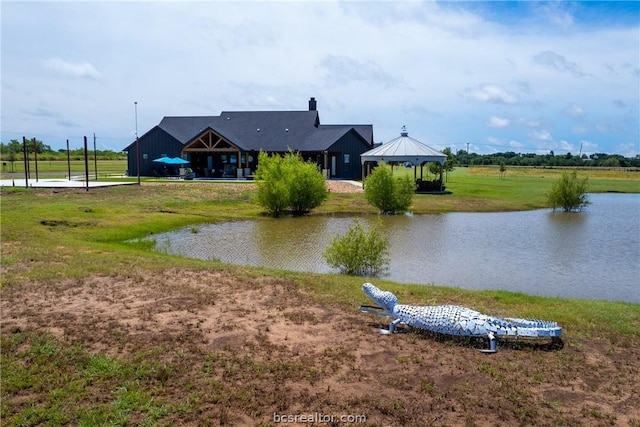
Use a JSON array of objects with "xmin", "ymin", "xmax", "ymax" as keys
[{"xmin": 2, "ymin": 269, "xmax": 639, "ymax": 426}]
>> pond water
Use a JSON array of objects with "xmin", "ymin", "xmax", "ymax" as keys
[{"xmin": 149, "ymin": 193, "xmax": 640, "ymax": 303}]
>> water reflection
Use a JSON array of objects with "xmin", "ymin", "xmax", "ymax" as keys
[{"xmin": 150, "ymin": 194, "xmax": 640, "ymax": 303}]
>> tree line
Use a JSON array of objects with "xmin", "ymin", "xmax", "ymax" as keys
[
  {"xmin": 454, "ymin": 149, "xmax": 640, "ymax": 168},
  {"xmin": 0, "ymin": 139, "xmax": 126, "ymax": 162}
]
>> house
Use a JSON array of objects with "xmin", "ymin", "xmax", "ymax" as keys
[{"xmin": 123, "ymin": 98, "xmax": 374, "ymax": 179}]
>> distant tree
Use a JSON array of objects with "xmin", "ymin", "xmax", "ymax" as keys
[
  {"xmin": 548, "ymin": 171, "xmax": 590, "ymax": 212},
  {"xmin": 323, "ymin": 220, "xmax": 389, "ymax": 276},
  {"xmin": 600, "ymin": 157, "xmax": 620, "ymax": 167},
  {"xmin": 364, "ymin": 162, "xmax": 413, "ymax": 214},
  {"xmin": 442, "ymin": 147, "xmax": 455, "ymax": 181},
  {"xmin": 428, "ymin": 161, "xmax": 442, "ymax": 178},
  {"xmin": 499, "ymin": 161, "xmax": 507, "ymax": 179},
  {"xmin": 0, "ymin": 139, "xmax": 23, "ymax": 172}
]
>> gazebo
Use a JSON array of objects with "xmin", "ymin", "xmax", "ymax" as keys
[{"xmin": 360, "ymin": 128, "xmax": 448, "ymax": 192}]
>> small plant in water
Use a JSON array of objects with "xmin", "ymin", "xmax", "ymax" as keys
[{"xmin": 323, "ymin": 220, "xmax": 390, "ymax": 276}]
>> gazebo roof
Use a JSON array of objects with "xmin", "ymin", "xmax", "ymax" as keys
[{"xmin": 360, "ymin": 129, "xmax": 447, "ymax": 165}]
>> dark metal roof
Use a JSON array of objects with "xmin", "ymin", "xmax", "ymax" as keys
[{"xmin": 128, "ymin": 110, "xmax": 373, "ymax": 152}]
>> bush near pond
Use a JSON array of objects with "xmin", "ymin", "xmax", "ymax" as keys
[
  {"xmin": 323, "ymin": 220, "xmax": 390, "ymax": 276},
  {"xmin": 364, "ymin": 162, "xmax": 414, "ymax": 214},
  {"xmin": 254, "ymin": 150, "xmax": 328, "ymax": 217},
  {"xmin": 547, "ymin": 170, "xmax": 590, "ymax": 212}
]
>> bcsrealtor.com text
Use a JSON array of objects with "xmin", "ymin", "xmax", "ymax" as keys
[{"xmin": 273, "ymin": 412, "xmax": 367, "ymax": 424}]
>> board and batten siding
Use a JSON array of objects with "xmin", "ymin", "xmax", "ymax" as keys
[
  {"xmin": 126, "ymin": 127, "xmax": 184, "ymax": 176},
  {"xmin": 327, "ymin": 129, "xmax": 372, "ymax": 179}
]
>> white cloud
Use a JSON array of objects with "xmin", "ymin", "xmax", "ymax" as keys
[
  {"xmin": 532, "ymin": 50, "xmax": 586, "ymax": 77},
  {"xmin": 508, "ymin": 140, "xmax": 524, "ymax": 149},
  {"xmin": 319, "ymin": 55, "xmax": 401, "ymax": 88},
  {"xmin": 464, "ymin": 84, "xmax": 517, "ymax": 104},
  {"xmin": 614, "ymin": 142, "xmax": 640, "ymax": 157},
  {"xmin": 566, "ymin": 104, "xmax": 585, "ymax": 118},
  {"xmin": 559, "ymin": 140, "xmax": 574, "ymax": 152},
  {"xmin": 43, "ymin": 58, "xmax": 102, "ymax": 80},
  {"xmin": 531, "ymin": 130, "xmax": 553, "ymax": 141},
  {"xmin": 516, "ymin": 117, "xmax": 541, "ymax": 128},
  {"xmin": 0, "ymin": 1, "xmax": 637, "ymax": 156},
  {"xmin": 487, "ymin": 116, "xmax": 510, "ymax": 128},
  {"xmin": 579, "ymin": 140, "xmax": 599, "ymax": 155},
  {"xmin": 534, "ymin": 2, "xmax": 575, "ymax": 29}
]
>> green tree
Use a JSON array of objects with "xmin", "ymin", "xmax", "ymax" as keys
[
  {"xmin": 442, "ymin": 147, "xmax": 455, "ymax": 181},
  {"xmin": 254, "ymin": 150, "xmax": 328, "ymax": 217},
  {"xmin": 0, "ymin": 139, "xmax": 23, "ymax": 171},
  {"xmin": 548, "ymin": 170, "xmax": 590, "ymax": 212},
  {"xmin": 254, "ymin": 151, "xmax": 290, "ymax": 217},
  {"xmin": 284, "ymin": 152, "xmax": 328, "ymax": 215},
  {"xmin": 364, "ymin": 162, "xmax": 414, "ymax": 214},
  {"xmin": 323, "ymin": 220, "xmax": 389, "ymax": 276}
]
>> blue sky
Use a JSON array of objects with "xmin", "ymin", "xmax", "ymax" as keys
[{"xmin": 1, "ymin": 1, "xmax": 638, "ymax": 157}]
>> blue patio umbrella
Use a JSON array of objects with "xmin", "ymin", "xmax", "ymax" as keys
[
  {"xmin": 167, "ymin": 157, "xmax": 190, "ymax": 165},
  {"xmin": 153, "ymin": 157, "xmax": 189, "ymax": 165},
  {"xmin": 152, "ymin": 156, "xmax": 173, "ymax": 163}
]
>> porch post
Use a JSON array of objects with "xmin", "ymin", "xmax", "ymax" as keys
[
  {"xmin": 237, "ymin": 149, "xmax": 243, "ymax": 178},
  {"xmin": 322, "ymin": 151, "xmax": 330, "ymax": 179}
]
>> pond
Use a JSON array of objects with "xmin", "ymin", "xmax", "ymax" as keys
[{"xmin": 149, "ymin": 193, "xmax": 640, "ymax": 303}]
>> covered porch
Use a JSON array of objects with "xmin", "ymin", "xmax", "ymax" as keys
[{"xmin": 182, "ymin": 129, "xmax": 255, "ymax": 179}]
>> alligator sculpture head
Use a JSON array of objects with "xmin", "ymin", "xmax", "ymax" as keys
[{"xmin": 362, "ymin": 282, "xmax": 398, "ymax": 315}]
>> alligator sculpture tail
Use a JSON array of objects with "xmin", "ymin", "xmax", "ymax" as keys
[{"xmin": 361, "ymin": 283, "xmax": 562, "ymax": 353}]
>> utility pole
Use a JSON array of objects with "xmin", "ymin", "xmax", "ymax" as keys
[{"xmin": 466, "ymin": 142, "xmax": 470, "ymax": 166}]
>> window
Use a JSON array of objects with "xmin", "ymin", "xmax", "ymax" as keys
[{"xmin": 344, "ymin": 154, "xmax": 350, "ymax": 164}]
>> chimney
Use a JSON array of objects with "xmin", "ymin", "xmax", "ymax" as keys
[{"xmin": 308, "ymin": 97, "xmax": 317, "ymax": 111}]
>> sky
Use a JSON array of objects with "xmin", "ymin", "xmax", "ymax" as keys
[{"xmin": 1, "ymin": 1, "xmax": 639, "ymax": 157}]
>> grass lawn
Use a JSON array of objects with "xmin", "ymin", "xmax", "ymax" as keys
[
  {"xmin": 2, "ymin": 159, "xmax": 128, "ymax": 177},
  {"xmin": 1, "ymin": 167, "xmax": 639, "ymax": 426}
]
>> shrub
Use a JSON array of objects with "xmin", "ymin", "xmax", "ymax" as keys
[
  {"xmin": 323, "ymin": 220, "xmax": 390, "ymax": 276},
  {"xmin": 254, "ymin": 150, "xmax": 328, "ymax": 217},
  {"xmin": 254, "ymin": 151, "xmax": 290, "ymax": 217},
  {"xmin": 364, "ymin": 162, "xmax": 414, "ymax": 214},
  {"xmin": 548, "ymin": 170, "xmax": 590, "ymax": 212},
  {"xmin": 284, "ymin": 153, "xmax": 329, "ymax": 215}
]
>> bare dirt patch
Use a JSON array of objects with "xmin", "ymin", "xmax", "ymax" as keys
[
  {"xmin": 140, "ymin": 179, "xmax": 362, "ymax": 194},
  {"xmin": 2, "ymin": 270, "xmax": 639, "ymax": 426}
]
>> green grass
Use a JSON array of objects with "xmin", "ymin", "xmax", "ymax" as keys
[
  {"xmin": 396, "ymin": 166, "xmax": 640, "ymax": 212},
  {"xmin": 2, "ymin": 168, "xmax": 639, "ymax": 425},
  {"xmin": 1, "ymin": 331, "xmax": 171, "ymax": 426},
  {"xmin": 1, "ymin": 159, "xmax": 128, "ymax": 178},
  {"xmin": 3, "ymin": 168, "xmax": 637, "ymax": 338}
]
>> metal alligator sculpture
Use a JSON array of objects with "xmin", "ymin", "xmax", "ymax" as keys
[{"xmin": 360, "ymin": 283, "xmax": 562, "ymax": 353}]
